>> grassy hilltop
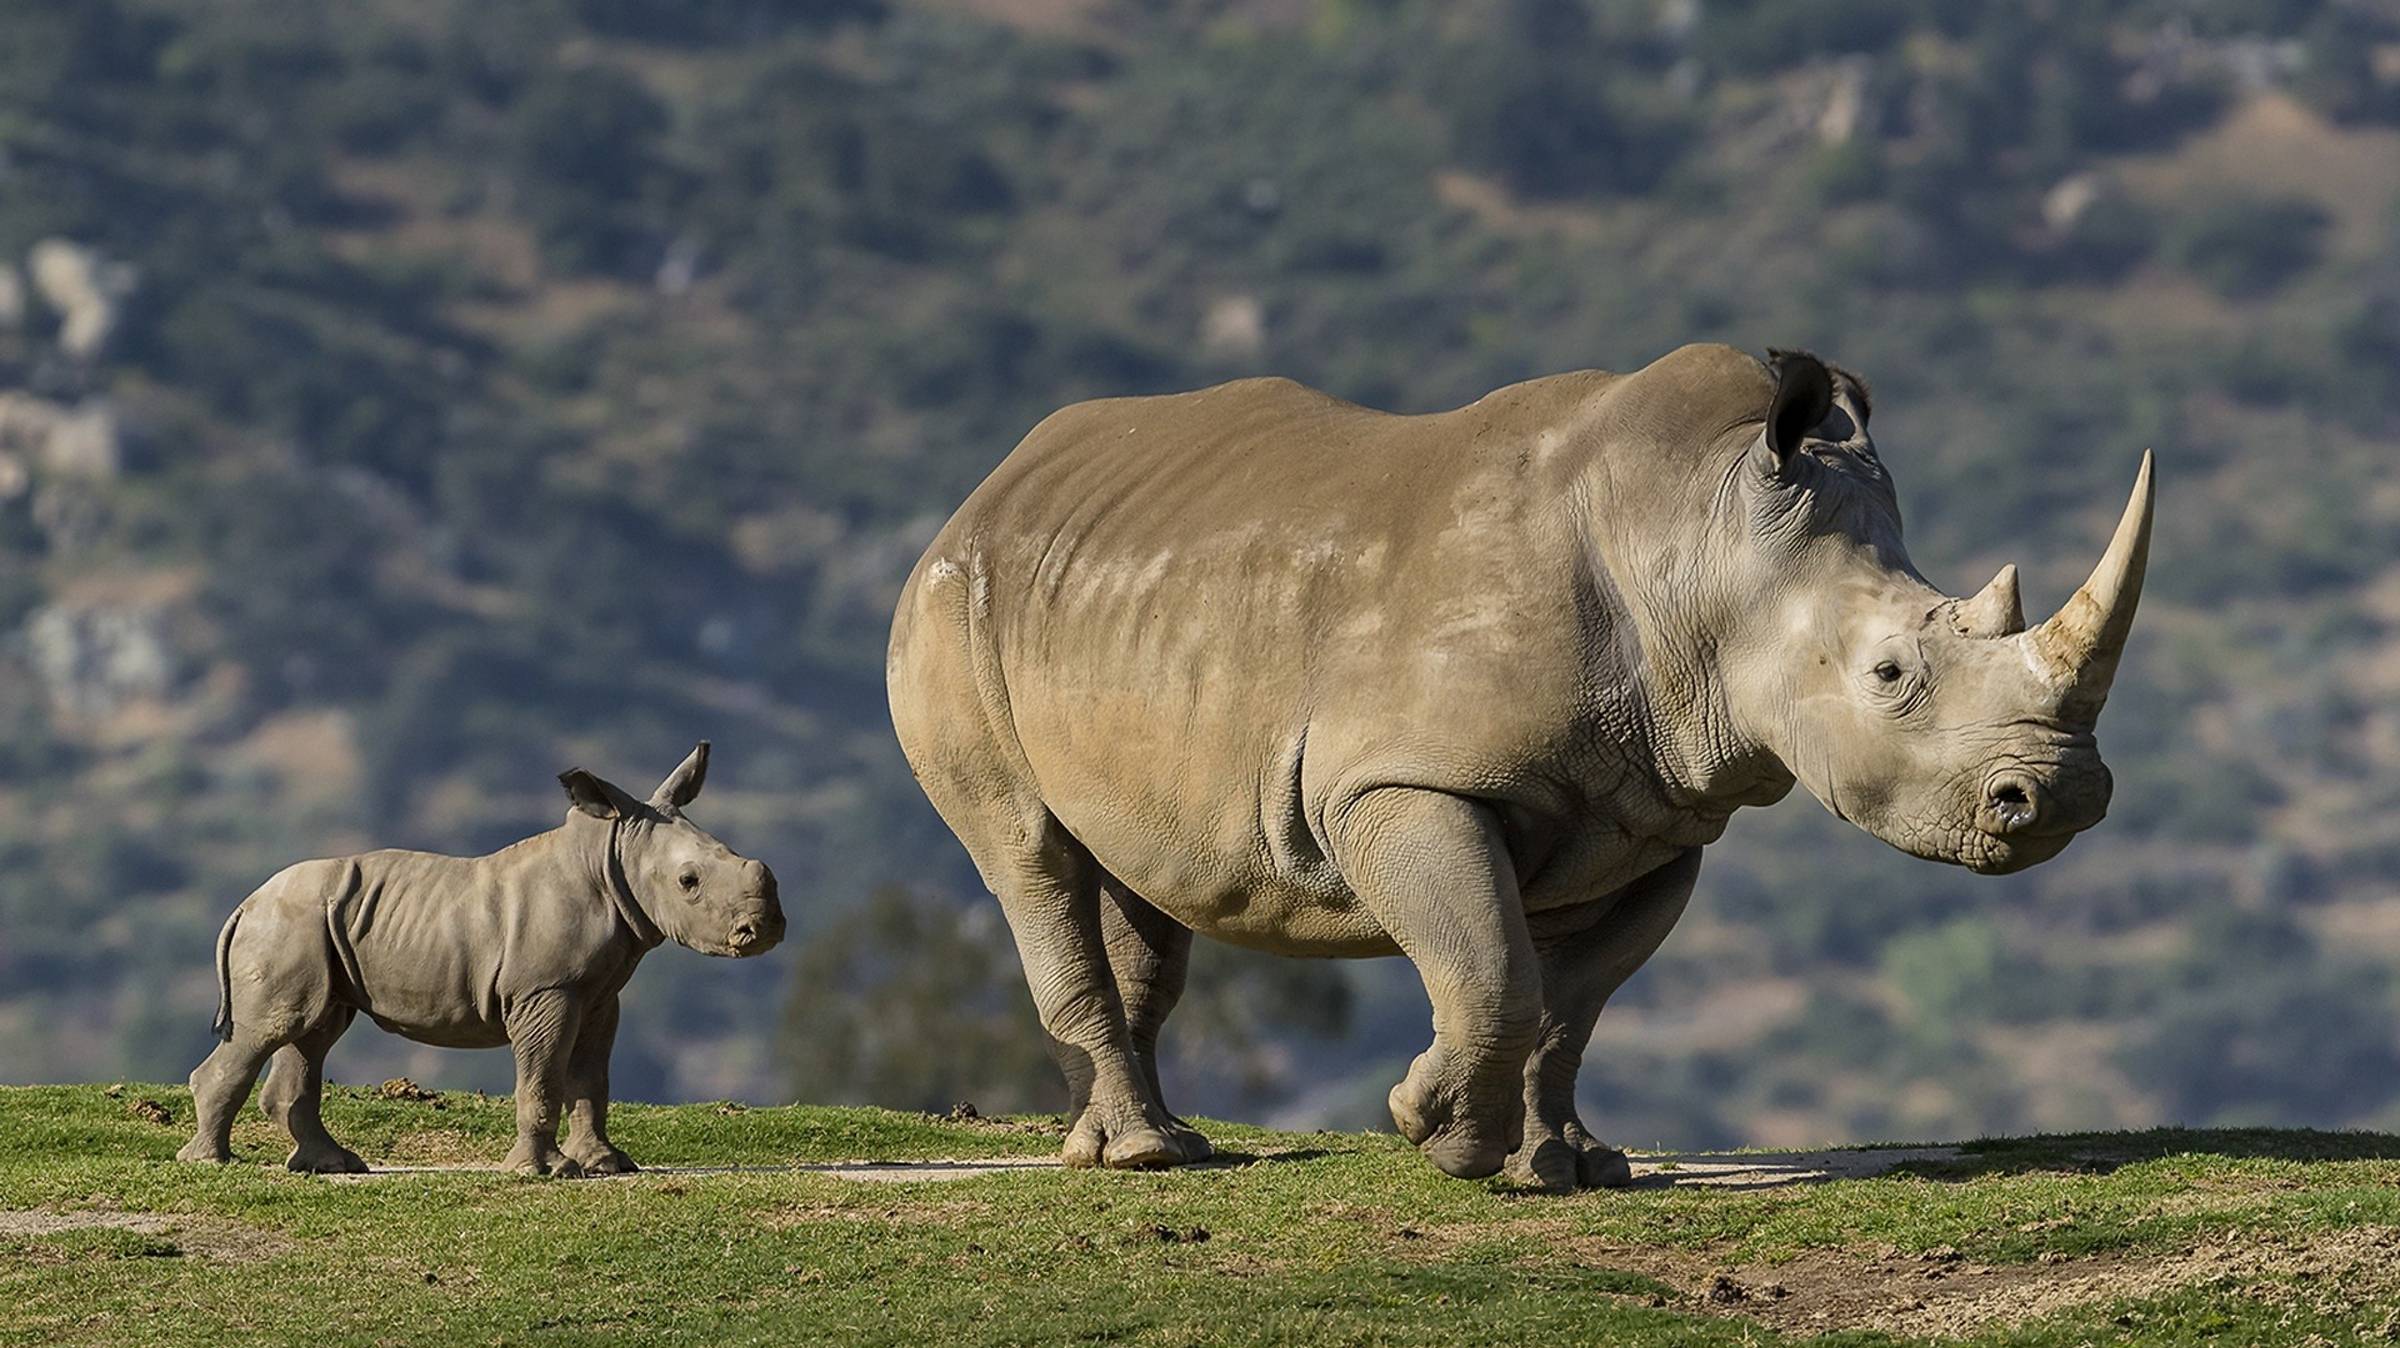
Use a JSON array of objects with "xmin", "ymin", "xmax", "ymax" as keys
[{"xmin": 4, "ymin": 1084, "xmax": 2400, "ymax": 1345}]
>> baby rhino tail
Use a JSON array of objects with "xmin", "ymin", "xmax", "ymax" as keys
[{"xmin": 210, "ymin": 908, "xmax": 241, "ymax": 1042}]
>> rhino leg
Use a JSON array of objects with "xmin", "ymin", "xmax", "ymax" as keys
[
  {"xmin": 178, "ymin": 1034, "xmax": 275, "ymax": 1164},
  {"xmin": 1097, "ymin": 878, "xmax": 1210, "ymax": 1164},
  {"xmin": 262, "ymin": 1009, "xmax": 367, "ymax": 1174},
  {"xmin": 890, "ymin": 594, "xmax": 1181, "ymax": 1169},
  {"xmin": 563, "ymin": 994, "xmax": 636, "ymax": 1175},
  {"xmin": 1334, "ymin": 788, "xmax": 1540, "ymax": 1180},
  {"xmin": 1506, "ymin": 847, "xmax": 1701, "ymax": 1193},
  {"xmin": 501, "ymin": 988, "xmax": 585, "ymax": 1178},
  {"xmin": 987, "ymin": 817, "xmax": 1183, "ymax": 1170}
]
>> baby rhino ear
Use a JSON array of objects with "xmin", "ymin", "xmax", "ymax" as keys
[
  {"xmin": 653, "ymin": 741, "xmax": 709, "ymax": 810},
  {"xmin": 559, "ymin": 769, "xmax": 623, "ymax": 820}
]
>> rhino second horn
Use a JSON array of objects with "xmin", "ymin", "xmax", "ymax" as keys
[
  {"xmin": 1953, "ymin": 564, "xmax": 2025, "ymax": 638},
  {"xmin": 2026, "ymin": 450, "xmax": 2155, "ymax": 716}
]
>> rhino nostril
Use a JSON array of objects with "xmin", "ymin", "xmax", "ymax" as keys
[
  {"xmin": 1986, "ymin": 777, "xmax": 2040, "ymax": 834},
  {"xmin": 731, "ymin": 921, "xmax": 758, "ymax": 945}
]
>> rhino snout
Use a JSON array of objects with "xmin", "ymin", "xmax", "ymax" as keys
[
  {"xmin": 726, "ymin": 860, "xmax": 784, "ymax": 954},
  {"xmin": 1974, "ymin": 760, "xmax": 2110, "ymax": 840}
]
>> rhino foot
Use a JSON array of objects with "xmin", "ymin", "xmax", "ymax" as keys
[
  {"xmin": 566, "ymin": 1145, "xmax": 639, "ymax": 1176},
  {"xmin": 1061, "ymin": 1108, "xmax": 1199, "ymax": 1170},
  {"xmin": 1164, "ymin": 1119, "xmax": 1213, "ymax": 1164},
  {"xmin": 1505, "ymin": 1127, "xmax": 1632, "ymax": 1192},
  {"xmin": 1388, "ymin": 1053, "xmax": 1518, "ymax": 1180},
  {"xmin": 286, "ymin": 1143, "xmax": 369, "ymax": 1175},
  {"xmin": 503, "ymin": 1143, "xmax": 585, "ymax": 1179},
  {"xmin": 176, "ymin": 1139, "xmax": 233, "ymax": 1165}
]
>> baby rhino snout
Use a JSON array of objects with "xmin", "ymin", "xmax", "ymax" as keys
[{"xmin": 728, "ymin": 858, "xmax": 784, "ymax": 955}]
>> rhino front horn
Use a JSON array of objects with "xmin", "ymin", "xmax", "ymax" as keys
[
  {"xmin": 1953, "ymin": 563, "xmax": 2026, "ymax": 638},
  {"xmin": 2027, "ymin": 451, "xmax": 2154, "ymax": 717}
]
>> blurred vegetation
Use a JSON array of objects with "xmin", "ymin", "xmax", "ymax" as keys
[{"xmin": 2, "ymin": 0, "xmax": 2400, "ymax": 1145}]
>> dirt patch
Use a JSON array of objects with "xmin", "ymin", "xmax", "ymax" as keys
[
  {"xmin": 1628, "ymin": 1146, "xmax": 1959, "ymax": 1190},
  {"xmin": 801, "ymin": 1157, "xmax": 1066, "ymax": 1183},
  {"xmin": 326, "ymin": 1156, "xmax": 1072, "ymax": 1182},
  {"xmin": 376, "ymin": 1078, "xmax": 444, "ymax": 1105},
  {"xmin": 765, "ymin": 1196, "xmax": 995, "ymax": 1230},
  {"xmin": 1724, "ymin": 1225, "xmax": 2400, "ymax": 1338},
  {"xmin": 1541, "ymin": 1225, "xmax": 2400, "ymax": 1340},
  {"xmin": 0, "ymin": 1209, "xmax": 289, "ymax": 1262}
]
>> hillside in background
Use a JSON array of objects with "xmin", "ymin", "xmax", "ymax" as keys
[{"xmin": 5, "ymin": 0, "xmax": 2400, "ymax": 1148}]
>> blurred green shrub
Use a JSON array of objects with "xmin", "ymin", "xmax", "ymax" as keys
[{"xmin": 2165, "ymin": 194, "xmax": 2330, "ymax": 297}]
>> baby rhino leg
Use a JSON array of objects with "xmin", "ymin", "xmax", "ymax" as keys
[
  {"xmin": 179, "ymin": 894, "xmax": 344, "ymax": 1165},
  {"xmin": 562, "ymin": 995, "xmax": 635, "ymax": 1175},
  {"xmin": 179, "ymin": 1034, "xmax": 274, "ymax": 1165},
  {"xmin": 502, "ymin": 989, "xmax": 585, "ymax": 1178}
]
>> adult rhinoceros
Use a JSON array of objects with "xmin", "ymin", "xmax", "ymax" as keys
[{"xmin": 888, "ymin": 344, "xmax": 2151, "ymax": 1189}]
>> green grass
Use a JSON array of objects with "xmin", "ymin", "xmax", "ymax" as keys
[{"xmin": 4, "ymin": 1086, "xmax": 2400, "ymax": 1345}]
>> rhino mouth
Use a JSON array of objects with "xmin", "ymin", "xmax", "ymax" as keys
[
  {"xmin": 1958, "ymin": 829, "xmax": 2075, "ymax": 875},
  {"xmin": 1877, "ymin": 808, "xmax": 2080, "ymax": 875},
  {"xmin": 720, "ymin": 910, "xmax": 785, "ymax": 957}
]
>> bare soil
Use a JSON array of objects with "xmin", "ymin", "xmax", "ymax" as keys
[
  {"xmin": 1635, "ymin": 1225, "xmax": 2400, "ymax": 1340},
  {"xmin": 1625, "ymin": 1146, "xmax": 1961, "ymax": 1190},
  {"xmin": 0, "ymin": 1208, "xmax": 289, "ymax": 1262}
]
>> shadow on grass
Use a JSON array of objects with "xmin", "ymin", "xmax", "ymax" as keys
[
  {"xmin": 1202, "ymin": 1148, "xmax": 1334, "ymax": 1168},
  {"xmin": 1915, "ymin": 1126, "xmax": 2400, "ymax": 1179},
  {"xmin": 1496, "ymin": 1129, "xmax": 2400, "ymax": 1195}
]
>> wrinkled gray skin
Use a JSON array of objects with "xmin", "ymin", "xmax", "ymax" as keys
[
  {"xmin": 888, "ymin": 343, "xmax": 2153, "ymax": 1189},
  {"xmin": 176, "ymin": 744, "xmax": 784, "ymax": 1176}
]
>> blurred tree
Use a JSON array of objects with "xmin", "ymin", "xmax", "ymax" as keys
[
  {"xmin": 506, "ymin": 64, "xmax": 673, "ymax": 274},
  {"xmin": 783, "ymin": 889, "xmax": 1351, "ymax": 1115},
  {"xmin": 2165, "ymin": 194, "xmax": 2329, "ymax": 297},
  {"xmin": 782, "ymin": 887, "xmax": 1067, "ymax": 1112}
]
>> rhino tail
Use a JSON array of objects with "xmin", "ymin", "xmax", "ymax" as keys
[{"xmin": 210, "ymin": 908, "xmax": 240, "ymax": 1042}]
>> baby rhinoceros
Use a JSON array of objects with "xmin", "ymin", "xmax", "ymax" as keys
[{"xmin": 177, "ymin": 743, "xmax": 783, "ymax": 1177}]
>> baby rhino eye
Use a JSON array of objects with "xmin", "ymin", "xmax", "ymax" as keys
[
  {"xmin": 678, "ymin": 867, "xmax": 701, "ymax": 891},
  {"xmin": 1873, "ymin": 660, "xmax": 1903, "ymax": 683}
]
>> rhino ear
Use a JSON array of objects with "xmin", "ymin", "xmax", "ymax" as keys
[
  {"xmin": 1832, "ymin": 365, "xmax": 1872, "ymax": 425},
  {"xmin": 1752, "ymin": 348, "xmax": 1834, "ymax": 475},
  {"xmin": 653, "ymin": 741, "xmax": 709, "ymax": 810},
  {"xmin": 560, "ymin": 769, "xmax": 624, "ymax": 820}
]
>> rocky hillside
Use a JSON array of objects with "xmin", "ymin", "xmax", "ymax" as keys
[{"xmin": 5, "ymin": 0, "xmax": 2400, "ymax": 1146}]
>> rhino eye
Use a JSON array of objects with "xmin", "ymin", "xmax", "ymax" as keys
[
  {"xmin": 1873, "ymin": 660, "xmax": 1903, "ymax": 683},
  {"xmin": 678, "ymin": 868, "xmax": 700, "ymax": 891}
]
